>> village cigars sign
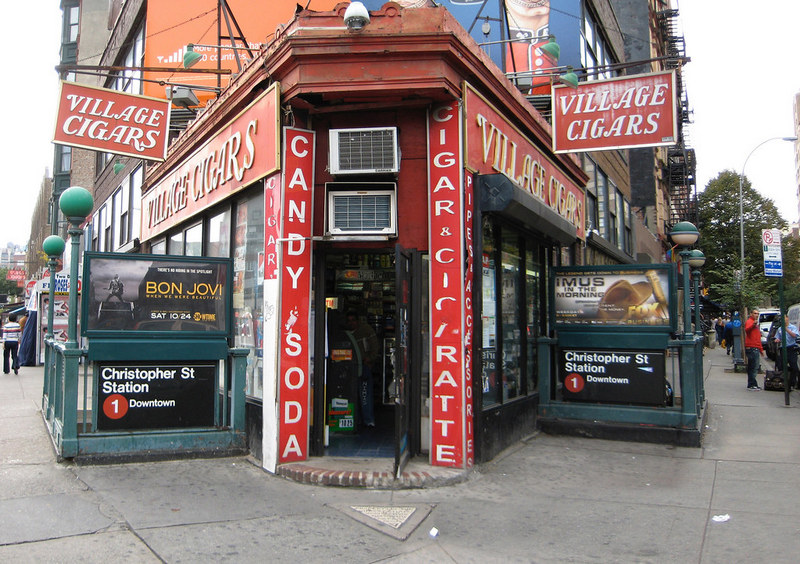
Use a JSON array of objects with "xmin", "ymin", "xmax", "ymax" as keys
[
  {"xmin": 54, "ymin": 81, "xmax": 170, "ymax": 161},
  {"xmin": 552, "ymin": 70, "xmax": 678, "ymax": 153},
  {"xmin": 140, "ymin": 83, "xmax": 280, "ymax": 242},
  {"xmin": 463, "ymin": 83, "xmax": 585, "ymax": 240},
  {"xmin": 428, "ymin": 102, "xmax": 471, "ymax": 468}
]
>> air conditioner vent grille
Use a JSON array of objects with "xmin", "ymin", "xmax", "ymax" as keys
[{"xmin": 330, "ymin": 127, "xmax": 399, "ymax": 174}]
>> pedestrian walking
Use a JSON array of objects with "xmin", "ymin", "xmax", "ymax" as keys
[
  {"xmin": 715, "ymin": 315, "xmax": 725, "ymax": 345},
  {"xmin": 2, "ymin": 314, "xmax": 21, "ymax": 375},
  {"xmin": 744, "ymin": 308, "xmax": 764, "ymax": 390},
  {"xmin": 724, "ymin": 316, "xmax": 734, "ymax": 355}
]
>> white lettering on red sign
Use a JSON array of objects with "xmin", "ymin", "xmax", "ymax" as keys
[
  {"xmin": 428, "ymin": 103, "xmax": 465, "ymax": 468},
  {"xmin": 463, "ymin": 174, "xmax": 475, "ymax": 468},
  {"xmin": 464, "ymin": 85, "xmax": 585, "ymax": 239},
  {"xmin": 264, "ymin": 174, "xmax": 282, "ymax": 280},
  {"xmin": 54, "ymin": 81, "xmax": 169, "ymax": 161},
  {"xmin": 140, "ymin": 85, "xmax": 280, "ymax": 242},
  {"xmin": 552, "ymin": 70, "xmax": 677, "ymax": 153},
  {"xmin": 278, "ymin": 127, "xmax": 315, "ymax": 463}
]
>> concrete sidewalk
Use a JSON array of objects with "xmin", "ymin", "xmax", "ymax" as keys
[{"xmin": 2, "ymin": 346, "xmax": 800, "ymax": 562}]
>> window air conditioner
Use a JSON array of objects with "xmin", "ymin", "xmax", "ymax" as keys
[
  {"xmin": 326, "ymin": 182, "xmax": 397, "ymax": 238},
  {"xmin": 329, "ymin": 127, "xmax": 400, "ymax": 175}
]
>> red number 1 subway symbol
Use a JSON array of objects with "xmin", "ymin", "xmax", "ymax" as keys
[
  {"xmin": 565, "ymin": 373, "xmax": 585, "ymax": 393},
  {"xmin": 103, "ymin": 394, "xmax": 129, "ymax": 419}
]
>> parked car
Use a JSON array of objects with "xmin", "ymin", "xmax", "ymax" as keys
[{"xmin": 759, "ymin": 309, "xmax": 780, "ymax": 348}]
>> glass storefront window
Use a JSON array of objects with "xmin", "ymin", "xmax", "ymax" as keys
[
  {"xmin": 501, "ymin": 231, "xmax": 521, "ymax": 402},
  {"xmin": 207, "ymin": 209, "xmax": 231, "ymax": 258},
  {"xmin": 185, "ymin": 223, "xmax": 202, "ymax": 256},
  {"xmin": 481, "ymin": 218, "xmax": 546, "ymax": 410},
  {"xmin": 168, "ymin": 231, "xmax": 183, "ymax": 255},
  {"xmin": 481, "ymin": 217, "xmax": 499, "ymax": 409},
  {"xmin": 232, "ymin": 191, "xmax": 265, "ymax": 399}
]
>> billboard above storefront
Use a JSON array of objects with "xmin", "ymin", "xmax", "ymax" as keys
[
  {"xmin": 53, "ymin": 82, "xmax": 170, "ymax": 161},
  {"xmin": 143, "ymin": 0, "xmax": 340, "ymax": 106},
  {"xmin": 551, "ymin": 71, "xmax": 678, "ymax": 153}
]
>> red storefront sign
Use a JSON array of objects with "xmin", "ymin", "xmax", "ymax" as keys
[
  {"xmin": 463, "ymin": 174, "xmax": 475, "ymax": 468},
  {"xmin": 428, "ymin": 103, "xmax": 466, "ymax": 468},
  {"xmin": 140, "ymin": 84, "xmax": 280, "ymax": 241},
  {"xmin": 6, "ymin": 269, "xmax": 25, "ymax": 282},
  {"xmin": 277, "ymin": 127, "xmax": 315, "ymax": 463},
  {"xmin": 552, "ymin": 70, "xmax": 677, "ymax": 153},
  {"xmin": 463, "ymin": 84, "xmax": 585, "ymax": 240},
  {"xmin": 264, "ymin": 172, "xmax": 282, "ymax": 281},
  {"xmin": 53, "ymin": 82, "xmax": 170, "ymax": 161}
]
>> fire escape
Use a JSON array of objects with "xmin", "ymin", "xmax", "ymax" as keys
[{"xmin": 657, "ymin": 8, "xmax": 696, "ymax": 229}]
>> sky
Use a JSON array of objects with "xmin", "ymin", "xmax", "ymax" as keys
[
  {"xmin": 1, "ymin": 1, "xmax": 798, "ymax": 249},
  {"xmin": 0, "ymin": 6, "xmax": 62, "ymax": 248},
  {"xmin": 679, "ymin": 0, "xmax": 800, "ymax": 226}
]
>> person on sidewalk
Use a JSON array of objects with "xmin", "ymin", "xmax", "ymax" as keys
[
  {"xmin": 724, "ymin": 316, "xmax": 734, "ymax": 355},
  {"xmin": 2, "ymin": 314, "xmax": 21, "ymax": 375},
  {"xmin": 773, "ymin": 314, "xmax": 800, "ymax": 389},
  {"xmin": 744, "ymin": 308, "xmax": 764, "ymax": 390}
]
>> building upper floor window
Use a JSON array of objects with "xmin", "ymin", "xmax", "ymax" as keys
[
  {"xmin": 581, "ymin": 7, "xmax": 615, "ymax": 80},
  {"xmin": 63, "ymin": 4, "xmax": 79, "ymax": 43}
]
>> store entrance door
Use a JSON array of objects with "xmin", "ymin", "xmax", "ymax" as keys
[
  {"xmin": 320, "ymin": 250, "xmax": 404, "ymax": 458},
  {"xmin": 393, "ymin": 244, "xmax": 412, "ymax": 476}
]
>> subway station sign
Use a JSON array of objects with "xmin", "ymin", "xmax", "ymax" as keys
[
  {"xmin": 96, "ymin": 362, "xmax": 216, "ymax": 430},
  {"xmin": 559, "ymin": 349, "xmax": 667, "ymax": 406}
]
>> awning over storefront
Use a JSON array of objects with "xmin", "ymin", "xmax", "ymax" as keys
[{"xmin": 477, "ymin": 174, "xmax": 578, "ymax": 245}]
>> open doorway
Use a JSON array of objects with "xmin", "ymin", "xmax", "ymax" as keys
[{"xmin": 321, "ymin": 251, "xmax": 398, "ymax": 457}]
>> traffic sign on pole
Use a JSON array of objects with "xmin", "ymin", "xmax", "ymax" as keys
[{"xmin": 762, "ymin": 228, "xmax": 783, "ymax": 277}]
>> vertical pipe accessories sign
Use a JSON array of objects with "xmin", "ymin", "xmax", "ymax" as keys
[
  {"xmin": 53, "ymin": 82, "xmax": 170, "ymax": 161},
  {"xmin": 277, "ymin": 127, "xmax": 315, "ymax": 463}
]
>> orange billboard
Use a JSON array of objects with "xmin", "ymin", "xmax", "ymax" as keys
[{"xmin": 143, "ymin": 0, "xmax": 340, "ymax": 105}]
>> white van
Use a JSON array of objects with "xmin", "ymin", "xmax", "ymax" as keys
[{"xmin": 759, "ymin": 309, "xmax": 780, "ymax": 347}]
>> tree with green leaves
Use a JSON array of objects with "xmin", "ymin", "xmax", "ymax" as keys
[{"xmin": 697, "ymin": 170, "xmax": 800, "ymax": 312}]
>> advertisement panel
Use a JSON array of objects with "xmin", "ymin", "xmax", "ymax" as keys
[
  {"xmin": 140, "ymin": 85, "xmax": 280, "ymax": 242},
  {"xmin": 554, "ymin": 266, "xmax": 673, "ymax": 328},
  {"xmin": 53, "ymin": 82, "xmax": 170, "ymax": 161},
  {"xmin": 96, "ymin": 361, "xmax": 216, "ymax": 430},
  {"xmin": 559, "ymin": 349, "xmax": 668, "ymax": 405},
  {"xmin": 6, "ymin": 270, "xmax": 25, "ymax": 282},
  {"xmin": 463, "ymin": 83, "xmax": 585, "ymax": 240},
  {"xmin": 82, "ymin": 254, "xmax": 230, "ymax": 336},
  {"xmin": 428, "ymin": 102, "xmax": 466, "ymax": 468},
  {"xmin": 552, "ymin": 71, "xmax": 678, "ymax": 153}
]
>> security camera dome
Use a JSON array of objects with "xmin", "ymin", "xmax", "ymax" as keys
[{"xmin": 343, "ymin": 2, "xmax": 370, "ymax": 31}]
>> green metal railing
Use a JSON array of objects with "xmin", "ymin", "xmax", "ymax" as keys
[{"xmin": 42, "ymin": 337, "xmax": 249, "ymax": 460}]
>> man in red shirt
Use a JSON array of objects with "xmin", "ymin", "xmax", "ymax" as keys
[{"xmin": 744, "ymin": 308, "xmax": 764, "ymax": 390}]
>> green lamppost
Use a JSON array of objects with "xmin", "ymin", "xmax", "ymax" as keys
[
  {"xmin": 41, "ymin": 235, "xmax": 66, "ymax": 341},
  {"xmin": 58, "ymin": 186, "xmax": 94, "ymax": 349},
  {"xmin": 669, "ymin": 221, "xmax": 700, "ymax": 339},
  {"xmin": 688, "ymin": 249, "xmax": 706, "ymax": 337}
]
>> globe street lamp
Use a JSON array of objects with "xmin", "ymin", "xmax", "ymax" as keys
[
  {"xmin": 669, "ymin": 221, "xmax": 700, "ymax": 339},
  {"xmin": 41, "ymin": 235, "xmax": 66, "ymax": 342},
  {"xmin": 688, "ymin": 249, "xmax": 706, "ymax": 336},
  {"xmin": 738, "ymin": 136, "xmax": 798, "ymax": 302},
  {"xmin": 58, "ymin": 186, "xmax": 94, "ymax": 350}
]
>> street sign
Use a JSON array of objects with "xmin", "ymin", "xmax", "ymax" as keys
[{"xmin": 762, "ymin": 228, "xmax": 783, "ymax": 277}]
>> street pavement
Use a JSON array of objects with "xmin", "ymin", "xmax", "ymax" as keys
[{"xmin": 2, "ymin": 344, "xmax": 800, "ymax": 563}]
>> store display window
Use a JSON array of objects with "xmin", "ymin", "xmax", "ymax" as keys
[{"xmin": 480, "ymin": 216, "xmax": 547, "ymax": 410}]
